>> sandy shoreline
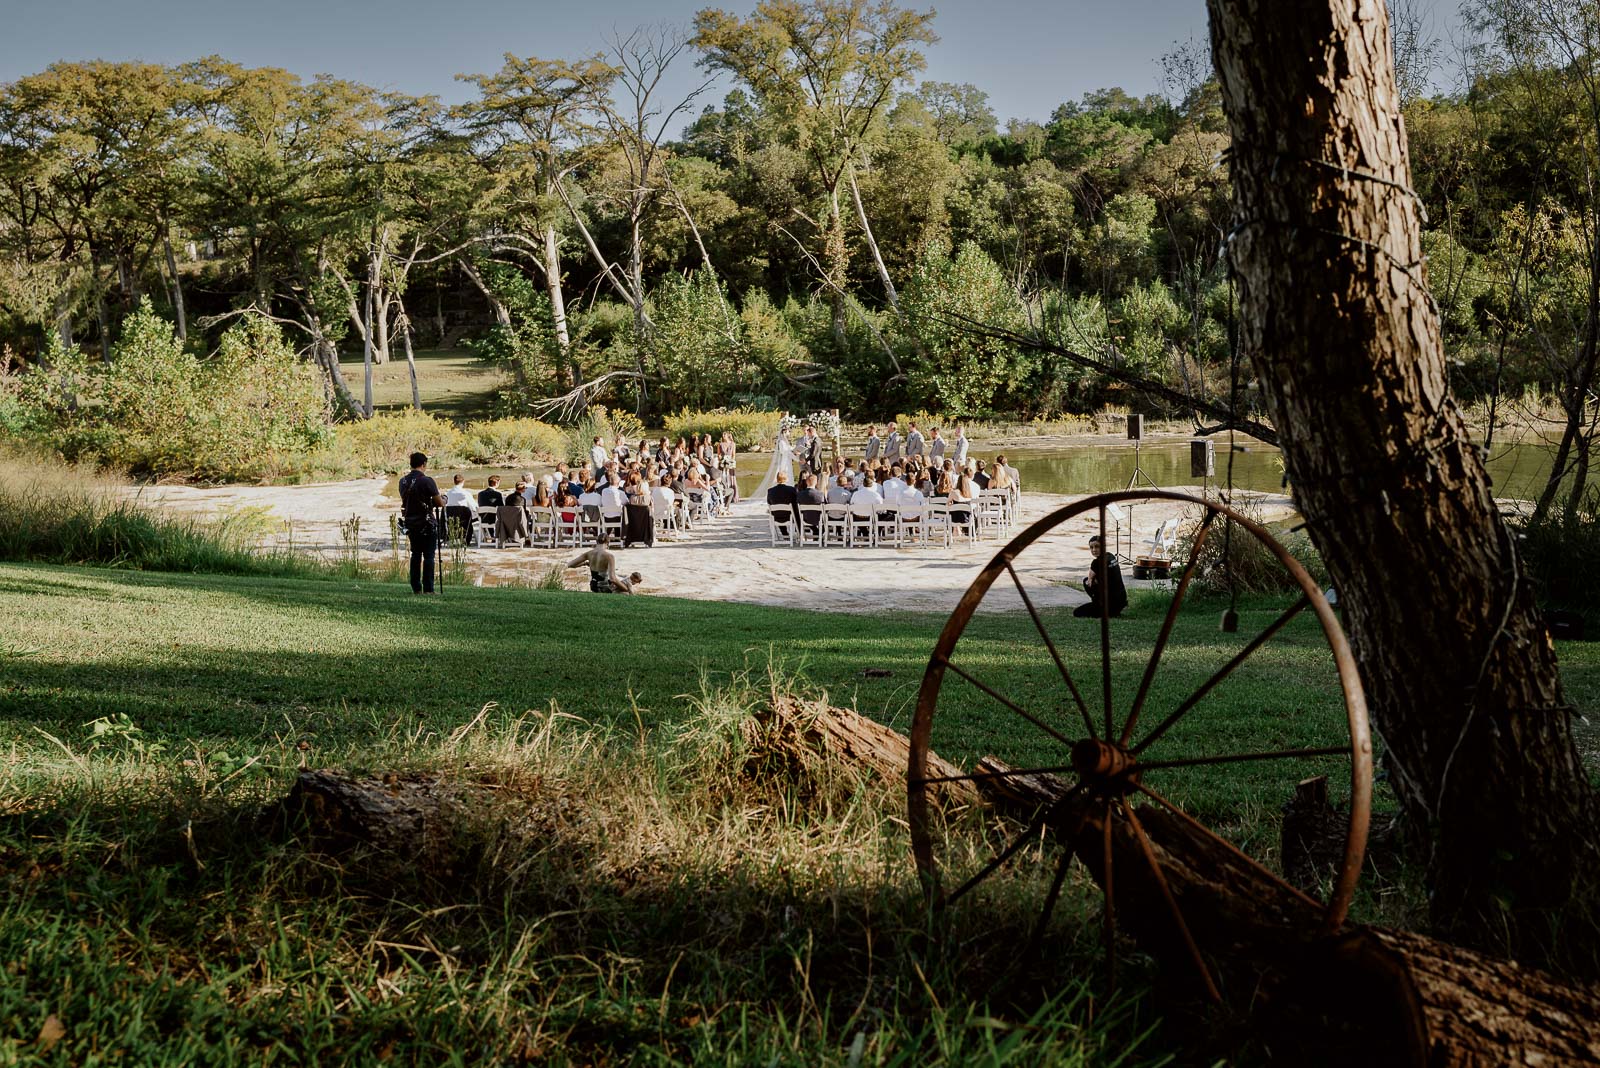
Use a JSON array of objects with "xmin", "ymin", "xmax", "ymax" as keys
[{"xmin": 128, "ymin": 478, "xmax": 1298, "ymax": 616}]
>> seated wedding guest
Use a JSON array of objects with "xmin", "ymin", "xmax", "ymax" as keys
[
  {"xmin": 766, "ymin": 469, "xmax": 797, "ymax": 534},
  {"xmin": 987, "ymin": 461, "xmax": 1015, "ymax": 493},
  {"xmin": 600, "ymin": 476, "xmax": 628, "ymax": 523},
  {"xmin": 530, "ymin": 480, "xmax": 554, "ymax": 509},
  {"xmin": 881, "ymin": 463, "xmax": 908, "ymax": 504},
  {"xmin": 949, "ymin": 468, "xmax": 977, "ymax": 529},
  {"xmin": 825, "ymin": 458, "xmax": 846, "ymax": 492},
  {"xmin": 477, "ymin": 474, "xmax": 505, "ymax": 509},
  {"xmin": 651, "ymin": 474, "xmax": 678, "ymax": 529},
  {"xmin": 557, "ymin": 487, "xmax": 580, "ymax": 525},
  {"xmin": 973, "ymin": 459, "xmax": 991, "ymax": 489},
  {"xmin": 897, "ymin": 479, "xmax": 926, "ymax": 519},
  {"xmin": 796, "ymin": 473, "xmax": 826, "ymax": 535},
  {"xmin": 578, "ymin": 481, "xmax": 603, "ymax": 521},
  {"xmin": 443, "ymin": 474, "xmax": 478, "ymax": 542},
  {"xmin": 826, "ymin": 472, "xmax": 853, "ymax": 506},
  {"xmin": 850, "ymin": 473, "xmax": 885, "ymax": 520},
  {"xmin": 995, "ymin": 454, "xmax": 1020, "ymax": 490}
]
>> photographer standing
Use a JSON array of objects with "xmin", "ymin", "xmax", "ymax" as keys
[{"xmin": 399, "ymin": 451, "xmax": 444, "ymax": 594}]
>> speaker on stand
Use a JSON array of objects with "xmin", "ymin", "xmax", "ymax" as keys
[
  {"xmin": 1190, "ymin": 438, "xmax": 1215, "ymax": 497},
  {"xmin": 1122, "ymin": 415, "xmax": 1158, "ymax": 563}
]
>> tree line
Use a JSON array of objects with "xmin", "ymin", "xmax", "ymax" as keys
[{"xmin": 0, "ymin": 3, "xmax": 1596, "ymax": 478}]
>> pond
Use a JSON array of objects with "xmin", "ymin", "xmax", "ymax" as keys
[{"xmin": 390, "ymin": 434, "xmax": 1575, "ymax": 506}]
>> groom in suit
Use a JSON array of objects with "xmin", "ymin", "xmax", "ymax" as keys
[{"xmin": 798, "ymin": 424, "xmax": 823, "ymax": 477}]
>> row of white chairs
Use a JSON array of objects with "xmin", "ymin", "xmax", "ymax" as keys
[
  {"xmin": 462, "ymin": 490, "xmax": 725, "ymax": 550},
  {"xmin": 767, "ymin": 490, "xmax": 1016, "ymax": 548}
]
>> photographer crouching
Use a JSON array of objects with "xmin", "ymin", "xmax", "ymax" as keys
[{"xmin": 399, "ymin": 451, "xmax": 445, "ymax": 594}]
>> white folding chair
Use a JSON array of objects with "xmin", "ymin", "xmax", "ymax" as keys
[
  {"xmin": 873, "ymin": 501, "xmax": 899, "ymax": 547},
  {"xmin": 767, "ymin": 506, "xmax": 796, "ymax": 545},
  {"xmin": 687, "ymin": 490, "xmax": 713, "ymax": 525},
  {"xmin": 949, "ymin": 499, "xmax": 978, "ymax": 543},
  {"xmin": 655, "ymin": 499, "xmax": 681, "ymax": 540},
  {"xmin": 601, "ymin": 509, "xmax": 624, "ymax": 544},
  {"xmin": 821, "ymin": 504, "xmax": 852, "ymax": 547},
  {"xmin": 924, "ymin": 498, "xmax": 953, "ymax": 548},
  {"xmin": 552, "ymin": 510, "xmax": 581, "ymax": 547},
  {"xmin": 477, "ymin": 510, "xmax": 498, "ymax": 548},
  {"xmin": 796, "ymin": 505, "xmax": 823, "ymax": 547},
  {"xmin": 896, "ymin": 500, "xmax": 926, "ymax": 547},
  {"xmin": 849, "ymin": 503, "xmax": 877, "ymax": 546},
  {"xmin": 527, "ymin": 507, "xmax": 555, "ymax": 547},
  {"xmin": 976, "ymin": 492, "xmax": 1008, "ymax": 540}
]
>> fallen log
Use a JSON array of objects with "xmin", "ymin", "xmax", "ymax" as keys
[{"xmin": 972, "ymin": 757, "xmax": 1600, "ymax": 1067}]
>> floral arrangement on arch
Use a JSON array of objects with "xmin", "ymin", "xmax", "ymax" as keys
[{"xmin": 777, "ymin": 410, "xmax": 841, "ymax": 440}]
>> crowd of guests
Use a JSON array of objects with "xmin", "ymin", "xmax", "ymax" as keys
[
  {"xmin": 441, "ymin": 430, "xmax": 741, "ymax": 551},
  {"xmin": 765, "ymin": 419, "xmax": 1019, "ymax": 538}
]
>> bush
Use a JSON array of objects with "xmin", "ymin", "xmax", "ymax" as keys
[
  {"xmin": 459, "ymin": 417, "xmax": 567, "ymax": 466},
  {"xmin": 330, "ymin": 409, "xmax": 463, "ymax": 475},
  {"xmin": 1171, "ymin": 496, "xmax": 1326, "ymax": 595},
  {"xmin": 663, "ymin": 407, "xmax": 781, "ymax": 450},
  {"xmin": 1514, "ymin": 491, "xmax": 1600, "ymax": 629},
  {"xmin": 558, "ymin": 406, "xmax": 645, "ymax": 467}
]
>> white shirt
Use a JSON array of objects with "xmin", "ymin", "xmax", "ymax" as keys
[
  {"xmin": 897, "ymin": 486, "xmax": 926, "ymax": 518},
  {"xmin": 600, "ymin": 485, "xmax": 627, "ymax": 516},
  {"xmin": 444, "ymin": 485, "xmax": 476, "ymax": 509},
  {"xmin": 850, "ymin": 485, "xmax": 884, "ymax": 516},
  {"xmin": 650, "ymin": 485, "xmax": 676, "ymax": 515},
  {"xmin": 578, "ymin": 490, "xmax": 602, "ymax": 511},
  {"xmin": 881, "ymin": 476, "xmax": 907, "ymax": 504}
]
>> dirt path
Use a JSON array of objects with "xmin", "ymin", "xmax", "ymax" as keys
[{"xmin": 129, "ymin": 479, "xmax": 1298, "ymax": 616}]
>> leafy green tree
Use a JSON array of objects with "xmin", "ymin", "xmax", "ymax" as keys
[{"xmin": 898, "ymin": 241, "xmax": 1030, "ymax": 415}]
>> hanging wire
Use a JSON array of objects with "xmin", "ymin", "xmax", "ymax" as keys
[{"xmin": 1221, "ymin": 259, "xmax": 1241, "ymax": 631}]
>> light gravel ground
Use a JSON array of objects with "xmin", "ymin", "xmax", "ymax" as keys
[{"xmin": 128, "ymin": 479, "xmax": 1298, "ymax": 615}]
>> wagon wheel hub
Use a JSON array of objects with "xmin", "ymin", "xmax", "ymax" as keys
[{"xmin": 1071, "ymin": 738, "xmax": 1139, "ymax": 793}]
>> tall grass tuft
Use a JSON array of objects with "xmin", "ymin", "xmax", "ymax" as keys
[{"xmin": 0, "ymin": 445, "xmax": 322, "ymax": 578}]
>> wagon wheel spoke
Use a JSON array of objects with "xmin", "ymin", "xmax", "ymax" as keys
[
  {"xmin": 1102, "ymin": 796, "xmax": 1118, "ymax": 997},
  {"xmin": 1136, "ymin": 745, "xmax": 1348, "ymax": 772},
  {"xmin": 1005, "ymin": 560, "xmax": 1096, "ymax": 740},
  {"xmin": 1099, "ymin": 504, "xmax": 1113, "ymax": 739},
  {"xmin": 1131, "ymin": 595, "xmax": 1311, "ymax": 756},
  {"xmin": 1025, "ymin": 842, "xmax": 1077, "ymax": 956},
  {"xmin": 1120, "ymin": 509, "xmax": 1218, "ymax": 746},
  {"xmin": 939, "ymin": 657, "xmax": 1079, "ymax": 750},
  {"xmin": 1132, "ymin": 781, "xmax": 1322, "ymax": 909},
  {"xmin": 944, "ymin": 783, "xmax": 1085, "ymax": 907},
  {"xmin": 1123, "ymin": 804, "xmax": 1222, "ymax": 1003}
]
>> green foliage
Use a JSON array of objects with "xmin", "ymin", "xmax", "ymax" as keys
[
  {"xmin": 898, "ymin": 242, "xmax": 1032, "ymax": 416},
  {"xmin": 648, "ymin": 268, "xmax": 748, "ymax": 411},
  {"xmin": 458, "ymin": 416, "xmax": 567, "ymax": 466},
  {"xmin": 559, "ymin": 405, "xmax": 644, "ymax": 468},
  {"xmin": 663, "ymin": 406, "xmax": 781, "ymax": 449},
  {"xmin": 1514, "ymin": 490, "xmax": 1600, "ymax": 629},
  {"xmin": 1171, "ymin": 496, "xmax": 1327, "ymax": 596}
]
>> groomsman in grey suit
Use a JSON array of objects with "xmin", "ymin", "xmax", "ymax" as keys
[
  {"xmin": 928, "ymin": 427, "xmax": 947, "ymax": 466},
  {"xmin": 953, "ymin": 423, "xmax": 969, "ymax": 466},
  {"xmin": 884, "ymin": 424, "xmax": 903, "ymax": 463},
  {"xmin": 863, "ymin": 425, "xmax": 881, "ymax": 464},
  {"xmin": 905, "ymin": 421, "xmax": 926, "ymax": 461}
]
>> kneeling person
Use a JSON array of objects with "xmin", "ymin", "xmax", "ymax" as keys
[{"xmin": 1074, "ymin": 535, "xmax": 1128, "ymax": 618}]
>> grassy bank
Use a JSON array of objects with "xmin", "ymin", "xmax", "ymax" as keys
[{"xmin": 4, "ymin": 565, "xmax": 1598, "ymax": 1064}]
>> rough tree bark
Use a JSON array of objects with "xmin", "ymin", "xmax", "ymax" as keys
[{"xmin": 1204, "ymin": 0, "xmax": 1600, "ymax": 964}]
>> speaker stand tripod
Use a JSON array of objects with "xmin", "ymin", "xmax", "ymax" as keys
[{"xmin": 1120, "ymin": 439, "xmax": 1161, "ymax": 561}]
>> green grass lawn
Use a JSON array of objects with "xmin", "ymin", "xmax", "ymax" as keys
[
  {"xmin": 4, "ymin": 564, "xmax": 1598, "ymax": 1065},
  {"xmin": 337, "ymin": 348, "xmax": 505, "ymax": 422}
]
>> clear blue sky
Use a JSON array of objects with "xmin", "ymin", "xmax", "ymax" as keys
[{"xmin": 4, "ymin": 0, "xmax": 1466, "ymax": 129}]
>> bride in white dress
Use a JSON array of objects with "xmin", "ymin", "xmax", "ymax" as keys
[{"xmin": 754, "ymin": 425, "xmax": 795, "ymax": 496}]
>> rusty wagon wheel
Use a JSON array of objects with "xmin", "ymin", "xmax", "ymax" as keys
[{"xmin": 907, "ymin": 490, "xmax": 1372, "ymax": 1002}]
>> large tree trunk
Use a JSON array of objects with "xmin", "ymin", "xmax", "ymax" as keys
[
  {"xmin": 1204, "ymin": 0, "xmax": 1600, "ymax": 966},
  {"xmin": 161, "ymin": 229, "xmax": 187, "ymax": 342},
  {"xmin": 541, "ymin": 223, "xmax": 576, "ymax": 390}
]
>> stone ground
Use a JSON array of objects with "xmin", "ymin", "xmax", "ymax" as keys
[{"xmin": 130, "ymin": 479, "xmax": 1298, "ymax": 616}]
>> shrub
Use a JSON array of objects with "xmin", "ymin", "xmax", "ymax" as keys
[
  {"xmin": 1514, "ymin": 491, "xmax": 1600, "ymax": 628},
  {"xmin": 663, "ymin": 407, "xmax": 781, "ymax": 450},
  {"xmin": 460, "ymin": 418, "xmax": 567, "ymax": 466},
  {"xmin": 331, "ymin": 409, "xmax": 463, "ymax": 474},
  {"xmin": 1170, "ymin": 495, "xmax": 1326, "ymax": 595},
  {"xmin": 559, "ymin": 406, "xmax": 645, "ymax": 467}
]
